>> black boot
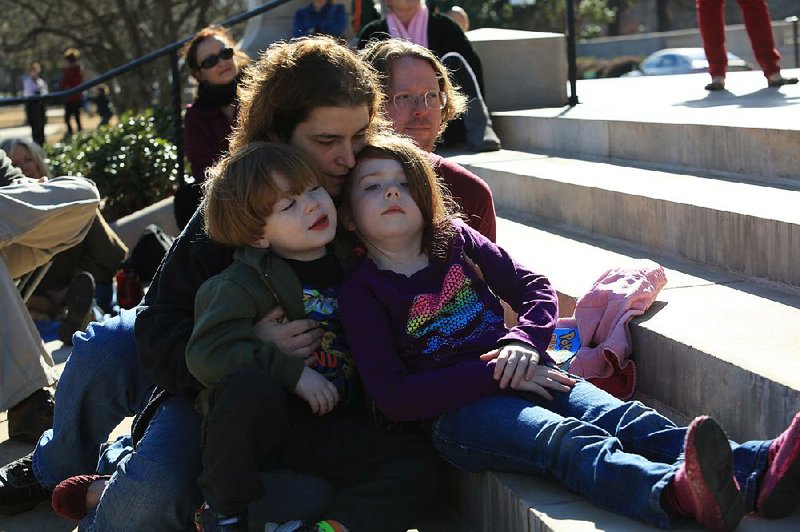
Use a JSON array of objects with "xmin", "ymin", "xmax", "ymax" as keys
[
  {"xmin": 7, "ymin": 388, "xmax": 55, "ymax": 444},
  {"xmin": 0, "ymin": 452, "xmax": 52, "ymax": 515}
]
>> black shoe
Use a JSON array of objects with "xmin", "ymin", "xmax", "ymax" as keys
[
  {"xmin": 7, "ymin": 389, "xmax": 54, "ymax": 444},
  {"xmin": 194, "ymin": 502, "xmax": 248, "ymax": 532},
  {"xmin": 59, "ymin": 271, "xmax": 95, "ymax": 345},
  {"xmin": 0, "ymin": 452, "xmax": 51, "ymax": 515}
]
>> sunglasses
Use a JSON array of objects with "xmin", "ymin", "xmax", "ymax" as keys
[{"xmin": 198, "ymin": 47, "xmax": 234, "ymax": 70}]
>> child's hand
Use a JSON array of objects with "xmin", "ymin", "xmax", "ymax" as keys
[
  {"xmin": 480, "ymin": 341, "xmax": 540, "ymax": 389},
  {"xmin": 294, "ymin": 367, "xmax": 339, "ymax": 415},
  {"xmin": 255, "ymin": 307, "xmax": 323, "ymax": 361},
  {"xmin": 512, "ymin": 366, "xmax": 576, "ymax": 400}
]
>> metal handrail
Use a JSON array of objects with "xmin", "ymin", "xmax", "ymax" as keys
[
  {"xmin": 0, "ymin": 0, "xmax": 294, "ymax": 180},
  {"xmin": 565, "ymin": 0, "xmax": 579, "ymax": 106}
]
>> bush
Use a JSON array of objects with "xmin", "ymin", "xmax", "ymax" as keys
[{"xmin": 45, "ymin": 108, "xmax": 188, "ymax": 222}]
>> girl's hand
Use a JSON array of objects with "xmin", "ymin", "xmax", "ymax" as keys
[
  {"xmin": 254, "ymin": 307, "xmax": 323, "ymax": 360},
  {"xmin": 512, "ymin": 366, "xmax": 576, "ymax": 400},
  {"xmin": 480, "ymin": 341, "xmax": 540, "ymax": 389}
]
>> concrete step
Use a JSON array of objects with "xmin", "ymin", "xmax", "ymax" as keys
[
  {"xmin": 444, "ymin": 149, "xmax": 800, "ymax": 288},
  {"xmin": 493, "ymin": 215, "xmax": 800, "ymax": 443},
  {"xmin": 489, "ymin": 69, "xmax": 800, "ymax": 183},
  {"xmin": 444, "ymin": 216, "xmax": 800, "ymax": 532}
]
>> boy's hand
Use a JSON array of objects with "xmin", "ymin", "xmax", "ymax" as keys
[
  {"xmin": 512, "ymin": 366, "xmax": 576, "ymax": 400},
  {"xmin": 255, "ymin": 307, "xmax": 323, "ymax": 360},
  {"xmin": 480, "ymin": 341, "xmax": 540, "ymax": 389},
  {"xmin": 294, "ymin": 367, "xmax": 339, "ymax": 415}
]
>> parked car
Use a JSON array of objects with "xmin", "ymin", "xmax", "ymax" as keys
[{"xmin": 623, "ymin": 48, "xmax": 751, "ymax": 76}]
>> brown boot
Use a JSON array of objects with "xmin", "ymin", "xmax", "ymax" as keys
[{"xmin": 7, "ymin": 389, "xmax": 55, "ymax": 444}]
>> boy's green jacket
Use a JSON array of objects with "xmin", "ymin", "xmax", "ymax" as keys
[{"xmin": 185, "ymin": 232, "xmax": 356, "ymax": 416}]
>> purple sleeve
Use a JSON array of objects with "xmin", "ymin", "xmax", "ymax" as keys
[
  {"xmin": 458, "ymin": 221, "xmax": 557, "ymax": 356},
  {"xmin": 339, "ymin": 276, "xmax": 502, "ymax": 422}
]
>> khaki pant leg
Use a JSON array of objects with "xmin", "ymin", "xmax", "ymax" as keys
[
  {"xmin": 0, "ymin": 176, "xmax": 100, "ymax": 278},
  {"xmin": 0, "ymin": 258, "xmax": 56, "ymax": 412}
]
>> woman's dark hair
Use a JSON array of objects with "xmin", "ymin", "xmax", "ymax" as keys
[
  {"xmin": 183, "ymin": 25, "xmax": 249, "ymax": 80},
  {"xmin": 230, "ymin": 35, "xmax": 388, "ymax": 151}
]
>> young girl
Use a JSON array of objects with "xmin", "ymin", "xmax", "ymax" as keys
[{"xmin": 337, "ymin": 135, "xmax": 800, "ymax": 531}]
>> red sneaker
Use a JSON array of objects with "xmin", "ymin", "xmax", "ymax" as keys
[
  {"xmin": 757, "ymin": 413, "xmax": 800, "ymax": 519},
  {"xmin": 667, "ymin": 416, "xmax": 744, "ymax": 531},
  {"xmin": 52, "ymin": 474, "xmax": 110, "ymax": 521}
]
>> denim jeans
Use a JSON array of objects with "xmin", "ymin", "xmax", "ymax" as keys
[
  {"xmin": 431, "ymin": 379, "xmax": 772, "ymax": 528},
  {"xmin": 31, "ymin": 308, "xmax": 339, "ymax": 530}
]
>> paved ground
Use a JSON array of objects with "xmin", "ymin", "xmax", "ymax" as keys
[{"xmin": 1, "ymin": 69, "xmax": 799, "ymax": 530}]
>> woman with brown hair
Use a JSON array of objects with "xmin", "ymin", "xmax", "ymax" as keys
[{"xmin": 175, "ymin": 25, "xmax": 250, "ymax": 229}]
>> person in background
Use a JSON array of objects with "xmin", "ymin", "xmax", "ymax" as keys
[
  {"xmin": 445, "ymin": 5, "xmax": 469, "ymax": 32},
  {"xmin": 350, "ymin": 0, "xmax": 380, "ymax": 40},
  {"xmin": 293, "ymin": 0, "xmax": 347, "ymax": 38},
  {"xmin": 60, "ymin": 48, "xmax": 84, "ymax": 135},
  {"xmin": 90, "ymin": 85, "xmax": 114, "ymax": 126},
  {"xmin": 1, "ymin": 138, "xmax": 127, "ymax": 342},
  {"xmin": 0, "ymin": 148, "xmax": 99, "ymax": 444},
  {"xmin": 358, "ymin": 0, "xmax": 501, "ymax": 152},
  {"xmin": 697, "ymin": 0, "xmax": 798, "ymax": 91},
  {"xmin": 359, "ymin": 38, "xmax": 496, "ymax": 240},
  {"xmin": 23, "ymin": 63, "xmax": 47, "ymax": 147},
  {"xmin": 176, "ymin": 25, "xmax": 249, "ymax": 230}
]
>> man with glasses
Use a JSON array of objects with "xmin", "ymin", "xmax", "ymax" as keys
[{"xmin": 361, "ymin": 38, "xmax": 497, "ymax": 241}]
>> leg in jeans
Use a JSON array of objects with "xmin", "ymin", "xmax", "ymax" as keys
[
  {"xmin": 736, "ymin": 0, "xmax": 781, "ymax": 77},
  {"xmin": 431, "ymin": 395, "xmax": 677, "ymax": 528},
  {"xmin": 696, "ymin": 0, "xmax": 728, "ymax": 78},
  {"xmin": 32, "ymin": 308, "xmax": 154, "ymax": 489},
  {"xmin": 82, "ymin": 396, "xmax": 203, "ymax": 531},
  {"xmin": 543, "ymin": 378, "xmax": 771, "ymax": 512}
]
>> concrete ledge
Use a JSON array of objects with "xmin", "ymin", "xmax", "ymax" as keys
[
  {"xmin": 109, "ymin": 196, "xmax": 180, "ymax": 249},
  {"xmin": 493, "ymin": 216, "xmax": 800, "ymax": 443},
  {"xmin": 446, "ymin": 149, "xmax": 800, "ymax": 288},
  {"xmin": 468, "ymin": 28, "xmax": 568, "ymax": 111}
]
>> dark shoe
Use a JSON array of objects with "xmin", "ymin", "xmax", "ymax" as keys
[
  {"xmin": 667, "ymin": 416, "xmax": 744, "ymax": 531},
  {"xmin": 756, "ymin": 413, "xmax": 800, "ymax": 518},
  {"xmin": 7, "ymin": 389, "xmax": 54, "ymax": 444},
  {"xmin": 767, "ymin": 76, "xmax": 798, "ymax": 88},
  {"xmin": 52, "ymin": 474, "xmax": 110, "ymax": 521},
  {"xmin": 705, "ymin": 81, "xmax": 726, "ymax": 91},
  {"xmin": 59, "ymin": 271, "xmax": 95, "ymax": 345},
  {"xmin": 0, "ymin": 452, "xmax": 51, "ymax": 515},
  {"xmin": 195, "ymin": 502, "xmax": 248, "ymax": 532}
]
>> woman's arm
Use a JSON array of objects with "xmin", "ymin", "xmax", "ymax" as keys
[{"xmin": 339, "ymin": 277, "xmax": 501, "ymax": 422}]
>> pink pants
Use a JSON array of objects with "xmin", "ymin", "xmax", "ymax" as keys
[{"xmin": 696, "ymin": 0, "xmax": 782, "ymax": 78}]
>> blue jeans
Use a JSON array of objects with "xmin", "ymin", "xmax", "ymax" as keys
[
  {"xmin": 431, "ymin": 379, "xmax": 772, "ymax": 528},
  {"xmin": 32, "ymin": 309, "xmax": 334, "ymax": 530}
]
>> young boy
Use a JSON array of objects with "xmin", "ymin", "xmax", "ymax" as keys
[{"xmin": 186, "ymin": 142, "xmax": 437, "ymax": 532}]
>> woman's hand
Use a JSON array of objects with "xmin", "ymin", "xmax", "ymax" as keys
[
  {"xmin": 480, "ymin": 341, "xmax": 540, "ymax": 389},
  {"xmin": 254, "ymin": 307, "xmax": 323, "ymax": 361},
  {"xmin": 512, "ymin": 366, "xmax": 576, "ymax": 400}
]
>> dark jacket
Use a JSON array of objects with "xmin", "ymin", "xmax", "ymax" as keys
[{"xmin": 358, "ymin": 11, "xmax": 485, "ymax": 93}]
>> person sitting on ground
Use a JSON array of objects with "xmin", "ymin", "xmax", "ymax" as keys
[
  {"xmin": 176, "ymin": 25, "xmax": 250, "ymax": 230},
  {"xmin": 358, "ymin": 0, "xmax": 501, "ymax": 152},
  {"xmin": 697, "ymin": 0, "xmax": 798, "ymax": 91},
  {"xmin": 2, "ymin": 138, "xmax": 128, "ymax": 339},
  {"xmin": 0, "ymin": 36, "xmax": 441, "ymax": 532},
  {"xmin": 60, "ymin": 48, "xmax": 84, "ymax": 136},
  {"xmin": 186, "ymin": 141, "xmax": 436, "ymax": 531},
  {"xmin": 293, "ymin": 0, "xmax": 347, "ymax": 38},
  {"xmin": 359, "ymin": 37, "xmax": 496, "ymax": 240},
  {"xmin": 338, "ymin": 134, "xmax": 800, "ymax": 531},
  {"xmin": 0, "ymin": 148, "xmax": 99, "ymax": 444}
]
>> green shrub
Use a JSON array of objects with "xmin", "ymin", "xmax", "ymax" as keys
[{"xmin": 45, "ymin": 108, "xmax": 188, "ymax": 222}]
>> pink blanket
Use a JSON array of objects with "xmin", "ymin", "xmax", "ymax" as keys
[{"xmin": 556, "ymin": 259, "xmax": 667, "ymax": 399}]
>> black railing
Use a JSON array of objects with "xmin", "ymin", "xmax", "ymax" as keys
[
  {"xmin": 0, "ymin": 0, "xmax": 294, "ymax": 179},
  {"xmin": 565, "ymin": 0, "xmax": 579, "ymax": 106}
]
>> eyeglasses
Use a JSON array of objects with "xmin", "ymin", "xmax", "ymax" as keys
[
  {"xmin": 198, "ymin": 47, "xmax": 234, "ymax": 70},
  {"xmin": 391, "ymin": 91, "xmax": 447, "ymax": 111}
]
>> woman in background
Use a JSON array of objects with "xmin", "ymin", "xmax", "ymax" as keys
[{"xmin": 176, "ymin": 25, "xmax": 249, "ymax": 229}]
